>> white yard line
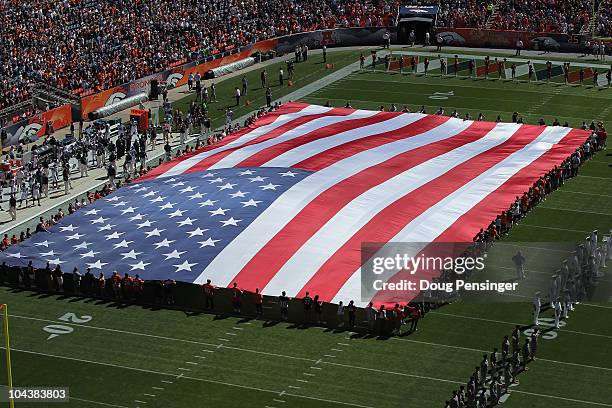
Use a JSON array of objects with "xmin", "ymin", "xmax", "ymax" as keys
[
  {"xmin": 69, "ymin": 396, "xmax": 129, "ymax": 408},
  {"xmin": 536, "ymin": 205, "xmax": 612, "ymax": 216},
  {"xmin": 557, "ymin": 190, "xmax": 612, "ymax": 198},
  {"xmin": 510, "ymin": 390, "xmax": 612, "ymax": 407},
  {"xmin": 6, "ymin": 345, "xmax": 610, "ymax": 406},
  {"xmin": 1, "ymin": 346, "xmax": 374, "ymax": 408},
  {"xmin": 429, "ymin": 311, "xmax": 612, "ymax": 340},
  {"xmin": 518, "ymin": 224, "xmax": 592, "ymax": 234},
  {"xmin": 10, "ymin": 313, "xmax": 610, "ymax": 372},
  {"xmin": 581, "ymin": 303, "xmax": 612, "ymax": 310}
]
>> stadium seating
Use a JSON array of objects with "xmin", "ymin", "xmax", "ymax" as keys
[{"xmin": 0, "ymin": 0, "xmax": 398, "ymax": 111}]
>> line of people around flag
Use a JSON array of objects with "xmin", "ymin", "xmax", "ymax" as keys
[{"xmin": 445, "ymin": 229, "xmax": 610, "ymax": 408}]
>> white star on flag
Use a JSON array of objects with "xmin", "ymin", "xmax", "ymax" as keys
[
  {"xmin": 80, "ymin": 250, "xmax": 100, "ymax": 259},
  {"xmin": 111, "ymin": 201, "xmax": 127, "ymax": 207},
  {"xmin": 159, "ymin": 202, "xmax": 176, "ymax": 210},
  {"xmin": 121, "ymin": 250, "xmax": 142, "ymax": 260},
  {"xmin": 134, "ymin": 186, "xmax": 148, "ymax": 193},
  {"xmin": 261, "ymin": 183, "xmax": 280, "ymax": 190},
  {"xmin": 163, "ymin": 249, "xmax": 186, "ymax": 260},
  {"xmin": 59, "ymin": 224, "xmax": 78, "ymax": 232},
  {"xmin": 120, "ymin": 206, "xmax": 137, "ymax": 214},
  {"xmin": 150, "ymin": 196, "xmax": 166, "ymax": 203},
  {"xmin": 47, "ymin": 258, "xmax": 64, "ymax": 265},
  {"xmin": 91, "ymin": 216, "xmax": 109, "ymax": 224},
  {"xmin": 241, "ymin": 199, "xmax": 261, "ymax": 207},
  {"xmin": 179, "ymin": 186, "xmax": 194, "ymax": 193},
  {"xmin": 188, "ymin": 192, "xmax": 205, "ymax": 200},
  {"xmin": 163, "ymin": 178, "xmax": 177, "ymax": 183},
  {"xmin": 145, "ymin": 228, "xmax": 165, "ymax": 238},
  {"xmin": 97, "ymin": 224, "xmax": 115, "ymax": 232},
  {"xmin": 168, "ymin": 209, "xmax": 186, "ymax": 218},
  {"xmin": 187, "ymin": 227, "xmax": 207, "ymax": 237},
  {"xmin": 249, "ymin": 176, "xmax": 267, "ymax": 182},
  {"xmin": 154, "ymin": 238, "xmax": 175, "ymax": 249},
  {"xmin": 198, "ymin": 238, "xmax": 220, "ymax": 247},
  {"xmin": 40, "ymin": 250, "xmax": 59, "ymax": 257},
  {"xmin": 106, "ymin": 196, "xmax": 123, "ymax": 202},
  {"xmin": 113, "ymin": 239, "xmax": 133, "ymax": 249},
  {"xmin": 136, "ymin": 220, "xmax": 156, "ymax": 229},
  {"xmin": 105, "ymin": 231, "xmax": 124, "ymax": 240},
  {"xmin": 66, "ymin": 233, "xmax": 85, "ymax": 241},
  {"xmin": 177, "ymin": 217, "xmax": 197, "ymax": 227},
  {"xmin": 208, "ymin": 177, "xmax": 224, "ymax": 184},
  {"xmin": 279, "ymin": 171, "xmax": 297, "ymax": 177},
  {"xmin": 209, "ymin": 208, "xmax": 229, "ymax": 216},
  {"xmin": 173, "ymin": 260, "xmax": 197, "ymax": 272},
  {"xmin": 218, "ymin": 182, "xmax": 236, "ymax": 191},
  {"xmin": 129, "ymin": 213, "xmax": 145, "ymax": 221},
  {"xmin": 84, "ymin": 209, "xmax": 100, "ymax": 215},
  {"xmin": 34, "ymin": 240, "xmax": 53, "ymax": 247},
  {"xmin": 239, "ymin": 170, "xmax": 255, "ymax": 175},
  {"xmin": 142, "ymin": 191, "xmax": 158, "ymax": 198},
  {"xmin": 87, "ymin": 260, "xmax": 108, "ymax": 269},
  {"xmin": 130, "ymin": 261, "xmax": 150, "ymax": 271},
  {"xmin": 198, "ymin": 199, "xmax": 217, "ymax": 207},
  {"xmin": 171, "ymin": 182, "xmax": 185, "ymax": 188},
  {"xmin": 73, "ymin": 241, "xmax": 91, "ymax": 250},
  {"xmin": 201, "ymin": 172, "xmax": 216, "ymax": 178},
  {"xmin": 7, "ymin": 252, "xmax": 24, "ymax": 258},
  {"xmin": 220, "ymin": 217, "xmax": 241, "ymax": 227},
  {"xmin": 229, "ymin": 190, "xmax": 248, "ymax": 198}
]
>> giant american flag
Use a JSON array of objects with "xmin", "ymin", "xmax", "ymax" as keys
[{"xmin": 1, "ymin": 103, "xmax": 588, "ymax": 306}]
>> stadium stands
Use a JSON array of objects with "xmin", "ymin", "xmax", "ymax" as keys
[
  {"xmin": 437, "ymin": 0, "xmax": 596, "ymax": 34},
  {"xmin": 0, "ymin": 0, "xmax": 398, "ymax": 112}
]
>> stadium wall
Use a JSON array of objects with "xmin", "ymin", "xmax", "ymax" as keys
[{"xmin": 435, "ymin": 28, "xmax": 587, "ymax": 53}]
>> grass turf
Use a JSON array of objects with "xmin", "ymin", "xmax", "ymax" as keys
[{"xmin": 0, "ymin": 49, "xmax": 611, "ymax": 408}]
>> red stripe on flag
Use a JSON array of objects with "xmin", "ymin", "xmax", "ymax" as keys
[
  {"xmin": 183, "ymin": 107, "xmax": 358, "ymax": 174},
  {"xmin": 235, "ymin": 111, "xmax": 399, "ymax": 168},
  {"xmin": 230, "ymin": 119, "xmax": 487, "ymax": 291},
  {"xmin": 370, "ymin": 128, "xmax": 588, "ymax": 306},
  {"xmin": 300, "ymin": 123, "xmax": 546, "ymax": 301},
  {"xmin": 140, "ymin": 102, "xmax": 310, "ymax": 180},
  {"xmin": 295, "ymin": 115, "xmax": 449, "ymax": 172}
]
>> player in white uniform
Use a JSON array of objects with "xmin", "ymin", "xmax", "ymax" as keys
[
  {"xmin": 549, "ymin": 275, "xmax": 559, "ymax": 307},
  {"xmin": 533, "ymin": 291, "xmax": 541, "ymax": 326},
  {"xmin": 563, "ymin": 289, "xmax": 572, "ymax": 319},
  {"xmin": 553, "ymin": 299, "xmax": 562, "ymax": 329},
  {"xmin": 560, "ymin": 260, "xmax": 570, "ymax": 290}
]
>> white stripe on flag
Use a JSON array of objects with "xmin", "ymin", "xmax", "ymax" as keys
[
  {"xmin": 194, "ymin": 117, "xmax": 473, "ymax": 286},
  {"xmin": 158, "ymin": 105, "xmax": 332, "ymax": 178},
  {"xmin": 208, "ymin": 110, "xmax": 381, "ymax": 170},
  {"xmin": 262, "ymin": 114, "xmax": 427, "ymax": 168},
  {"xmin": 332, "ymin": 126, "xmax": 572, "ymax": 305},
  {"xmin": 262, "ymin": 123, "xmax": 521, "ymax": 295}
]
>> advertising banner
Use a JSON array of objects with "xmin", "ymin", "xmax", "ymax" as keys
[
  {"xmin": 275, "ymin": 27, "xmax": 392, "ymax": 54},
  {"xmin": 435, "ymin": 28, "xmax": 585, "ymax": 52},
  {"xmin": 1, "ymin": 104, "xmax": 73, "ymax": 148}
]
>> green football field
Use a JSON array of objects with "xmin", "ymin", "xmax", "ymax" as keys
[{"xmin": 1, "ymin": 48, "xmax": 611, "ymax": 408}]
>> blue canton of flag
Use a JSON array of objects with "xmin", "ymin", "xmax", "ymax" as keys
[{"xmin": 0, "ymin": 167, "xmax": 310, "ymax": 283}]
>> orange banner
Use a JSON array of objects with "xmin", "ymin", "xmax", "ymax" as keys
[
  {"xmin": 80, "ymin": 85, "xmax": 128, "ymax": 120},
  {"xmin": 30, "ymin": 104, "xmax": 73, "ymax": 137}
]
